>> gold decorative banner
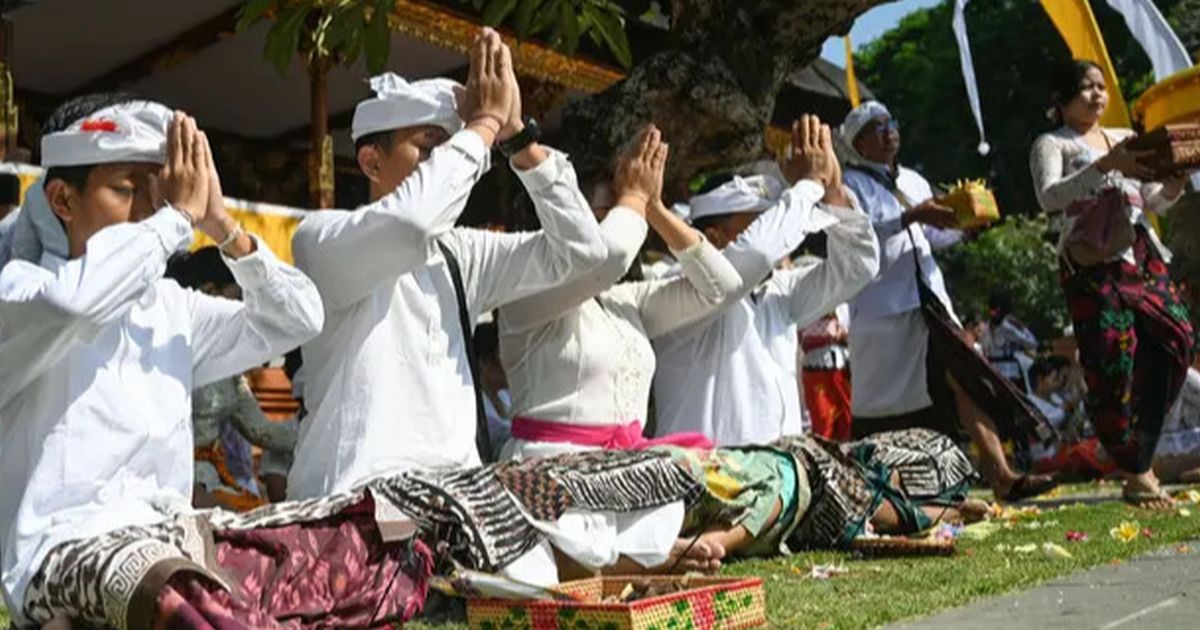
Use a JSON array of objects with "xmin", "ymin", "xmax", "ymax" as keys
[{"xmin": 390, "ymin": 0, "xmax": 625, "ymax": 94}]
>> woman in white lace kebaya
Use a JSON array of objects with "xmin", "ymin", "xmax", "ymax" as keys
[
  {"xmin": 1029, "ymin": 59, "xmax": 1194, "ymax": 508},
  {"xmin": 497, "ymin": 125, "xmax": 739, "ymax": 461}
]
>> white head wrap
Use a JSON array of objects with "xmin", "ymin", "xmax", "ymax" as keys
[
  {"xmin": 11, "ymin": 100, "xmax": 172, "ymax": 263},
  {"xmin": 687, "ymin": 174, "xmax": 785, "ymax": 223},
  {"xmin": 836, "ymin": 101, "xmax": 893, "ymax": 170},
  {"xmin": 351, "ymin": 73, "xmax": 464, "ymax": 141}
]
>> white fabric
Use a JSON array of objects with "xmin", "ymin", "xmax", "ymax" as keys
[
  {"xmin": 0, "ymin": 207, "xmax": 18, "ymax": 269},
  {"xmin": 484, "ymin": 388, "xmax": 514, "ymax": 458},
  {"xmin": 850, "ymin": 309, "xmax": 932, "ymax": 418},
  {"xmin": 839, "ymin": 101, "xmax": 890, "ymax": 147},
  {"xmin": 40, "ymin": 101, "xmax": 172, "ymax": 168},
  {"xmin": 1028, "ymin": 394, "xmax": 1069, "ymax": 462},
  {"xmin": 652, "ymin": 183, "xmax": 880, "ymax": 447},
  {"xmin": 498, "ymin": 206, "xmax": 739, "ymax": 430},
  {"xmin": 1160, "ymin": 368, "xmax": 1200, "ymax": 457},
  {"xmin": 843, "ymin": 165, "xmax": 958, "ymax": 320},
  {"xmin": 951, "ymin": 0, "xmax": 990, "ymax": 156},
  {"xmin": 289, "ymin": 133, "xmax": 606, "ymax": 498},
  {"xmin": 528, "ymin": 502, "xmax": 684, "ymax": 570},
  {"xmin": 1029, "ymin": 127, "xmax": 1180, "ymax": 265},
  {"xmin": 981, "ymin": 316, "xmax": 1038, "ymax": 382},
  {"xmin": 687, "ymin": 175, "xmax": 785, "ymax": 221},
  {"xmin": 351, "ymin": 73, "xmax": 464, "ymax": 141},
  {"xmin": 1103, "ymin": 0, "xmax": 1200, "ymax": 190},
  {"xmin": 1106, "ymin": 0, "xmax": 1192, "ymax": 82},
  {"xmin": 0, "ymin": 209, "xmax": 323, "ymax": 617}
]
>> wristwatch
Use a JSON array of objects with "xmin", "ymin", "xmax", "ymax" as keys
[{"xmin": 498, "ymin": 117, "xmax": 541, "ymax": 158}]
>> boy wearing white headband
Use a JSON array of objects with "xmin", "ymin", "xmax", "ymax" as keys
[
  {"xmin": 652, "ymin": 116, "xmax": 880, "ymax": 447},
  {"xmin": 0, "ymin": 95, "xmax": 352, "ymax": 627},
  {"xmin": 289, "ymin": 29, "xmax": 605, "ymax": 497}
]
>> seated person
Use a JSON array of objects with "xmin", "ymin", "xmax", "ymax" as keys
[
  {"xmin": 497, "ymin": 124, "xmax": 738, "ymax": 460},
  {"xmin": 1154, "ymin": 365, "xmax": 1200, "ymax": 484},
  {"xmin": 1026, "ymin": 356, "xmax": 1116, "ymax": 479},
  {"xmin": 168, "ymin": 246, "xmax": 300, "ymax": 511}
]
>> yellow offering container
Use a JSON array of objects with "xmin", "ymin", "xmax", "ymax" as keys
[
  {"xmin": 1134, "ymin": 65, "xmax": 1200, "ymax": 131},
  {"xmin": 937, "ymin": 180, "xmax": 1000, "ymax": 230}
]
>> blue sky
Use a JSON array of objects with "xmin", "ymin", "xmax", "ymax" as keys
[{"xmin": 820, "ymin": 0, "xmax": 943, "ymax": 65}]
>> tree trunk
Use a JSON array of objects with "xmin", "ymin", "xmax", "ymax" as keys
[
  {"xmin": 308, "ymin": 60, "xmax": 334, "ymax": 209},
  {"xmin": 555, "ymin": 0, "xmax": 890, "ymax": 197}
]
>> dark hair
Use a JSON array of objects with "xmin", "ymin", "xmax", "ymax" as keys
[
  {"xmin": 0, "ymin": 172, "xmax": 19, "ymax": 206},
  {"xmin": 473, "ymin": 321, "xmax": 500, "ymax": 363},
  {"xmin": 1048, "ymin": 60, "xmax": 1104, "ymax": 126},
  {"xmin": 988, "ymin": 290, "xmax": 1013, "ymax": 325},
  {"xmin": 1030, "ymin": 355, "xmax": 1072, "ymax": 386},
  {"xmin": 354, "ymin": 129, "xmax": 397, "ymax": 158},
  {"xmin": 42, "ymin": 92, "xmax": 142, "ymax": 191},
  {"xmin": 165, "ymin": 246, "xmax": 235, "ymax": 291}
]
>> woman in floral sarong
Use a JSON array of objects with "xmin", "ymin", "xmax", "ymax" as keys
[{"xmin": 1030, "ymin": 59, "xmax": 1196, "ymax": 507}]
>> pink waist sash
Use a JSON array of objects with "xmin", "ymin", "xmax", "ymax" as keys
[{"xmin": 511, "ymin": 417, "xmax": 713, "ymax": 451}]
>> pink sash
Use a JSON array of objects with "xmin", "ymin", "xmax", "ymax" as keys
[{"xmin": 511, "ymin": 417, "xmax": 713, "ymax": 451}]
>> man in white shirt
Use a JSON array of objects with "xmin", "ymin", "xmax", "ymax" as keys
[
  {"xmin": 840, "ymin": 101, "xmax": 1056, "ymax": 501},
  {"xmin": 290, "ymin": 29, "xmax": 606, "ymax": 497},
  {"xmin": 0, "ymin": 95, "xmax": 328, "ymax": 627},
  {"xmin": 652, "ymin": 116, "xmax": 880, "ymax": 447}
]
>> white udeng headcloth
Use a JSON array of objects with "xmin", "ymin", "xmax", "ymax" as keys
[
  {"xmin": 838, "ymin": 101, "xmax": 891, "ymax": 146},
  {"xmin": 351, "ymin": 73, "xmax": 464, "ymax": 141},
  {"xmin": 10, "ymin": 100, "xmax": 172, "ymax": 263},
  {"xmin": 687, "ymin": 174, "xmax": 786, "ymax": 222}
]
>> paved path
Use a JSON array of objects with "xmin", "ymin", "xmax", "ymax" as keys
[{"xmin": 892, "ymin": 542, "xmax": 1200, "ymax": 629}]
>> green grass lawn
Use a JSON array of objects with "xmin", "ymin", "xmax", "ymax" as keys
[{"xmin": 5, "ymin": 490, "xmax": 1199, "ymax": 629}]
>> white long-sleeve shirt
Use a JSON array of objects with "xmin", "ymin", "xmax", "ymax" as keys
[
  {"xmin": 289, "ymin": 132, "xmax": 606, "ymax": 497},
  {"xmin": 652, "ymin": 182, "xmax": 880, "ymax": 447},
  {"xmin": 498, "ymin": 206, "xmax": 740, "ymax": 429},
  {"xmin": 843, "ymin": 165, "xmax": 957, "ymax": 321},
  {"xmin": 0, "ymin": 209, "xmax": 323, "ymax": 615}
]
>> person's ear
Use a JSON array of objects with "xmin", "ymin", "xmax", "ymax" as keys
[
  {"xmin": 702, "ymin": 225, "xmax": 727, "ymax": 249},
  {"xmin": 44, "ymin": 179, "xmax": 78, "ymax": 226},
  {"xmin": 357, "ymin": 145, "xmax": 383, "ymax": 184}
]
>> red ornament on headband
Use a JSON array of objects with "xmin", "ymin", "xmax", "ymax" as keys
[{"xmin": 80, "ymin": 119, "xmax": 119, "ymax": 133}]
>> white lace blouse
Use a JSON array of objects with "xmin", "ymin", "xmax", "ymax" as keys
[
  {"xmin": 498, "ymin": 207, "xmax": 740, "ymax": 427},
  {"xmin": 1029, "ymin": 126, "xmax": 1181, "ymax": 263}
]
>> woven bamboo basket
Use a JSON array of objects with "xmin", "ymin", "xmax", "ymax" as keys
[{"xmin": 466, "ymin": 575, "xmax": 766, "ymax": 630}]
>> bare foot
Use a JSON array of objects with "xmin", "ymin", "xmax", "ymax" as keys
[
  {"xmin": 658, "ymin": 537, "xmax": 725, "ymax": 574},
  {"xmin": 993, "ymin": 473, "xmax": 1057, "ymax": 502},
  {"xmin": 1123, "ymin": 471, "xmax": 1175, "ymax": 510},
  {"xmin": 42, "ymin": 616, "xmax": 73, "ymax": 630},
  {"xmin": 958, "ymin": 499, "xmax": 991, "ymax": 524}
]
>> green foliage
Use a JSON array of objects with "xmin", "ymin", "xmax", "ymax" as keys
[
  {"xmin": 856, "ymin": 0, "xmax": 1199, "ymax": 333},
  {"xmin": 936, "ymin": 216, "xmax": 1068, "ymax": 340},
  {"xmin": 237, "ymin": 0, "xmax": 396, "ymax": 75},
  {"xmin": 462, "ymin": 0, "xmax": 637, "ymax": 68}
]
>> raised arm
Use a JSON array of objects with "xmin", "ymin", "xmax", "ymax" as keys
[
  {"xmin": 442, "ymin": 146, "xmax": 606, "ymax": 317},
  {"xmin": 619, "ymin": 209, "xmax": 741, "ymax": 338},
  {"xmin": 0, "ymin": 209, "xmax": 193, "ymax": 409},
  {"xmin": 497, "ymin": 125, "xmax": 670, "ymax": 332},
  {"xmin": 292, "ymin": 131, "xmax": 490, "ymax": 310},
  {"xmin": 766, "ymin": 200, "xmax": 880, "ymax": 327},
  {"xmin": 190, "ymin": 130, "xmax": 324, "ymax": 386}
]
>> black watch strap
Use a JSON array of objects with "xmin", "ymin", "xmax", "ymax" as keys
[{"xmin": 498, "ymin": 117, "xmax": 540, "ymax": 158}]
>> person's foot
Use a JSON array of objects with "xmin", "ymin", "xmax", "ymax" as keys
[
  {"xmin": 958, "ymin": 498, "xmax": 991, "ymax": 524},
  {"xmin": 1179, "ymin": 467, "xmax": 1200, "ymax": 484},
  {"xmin": 659, "ymin": 537, "xmax": 725, "ymax": 574},
  {"xmin": 993, "ymin": 473, "xmax": 1058, "ymax": 503},
  {"xmin": 1122, "ymin": 471, "xmax": 1175, "ymax": 510},
  {"xmin": 41, "ymin": 616, "xmax": 73, "ymax": 630}
]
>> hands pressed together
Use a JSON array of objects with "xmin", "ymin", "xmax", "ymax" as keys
[
  {"xmin": 156, "ymin": 112, "xmax": 253, "ymax": 258},
  {"xmin": 458, "ymin": 28, "xmax": 526, "ymax": 150}
]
